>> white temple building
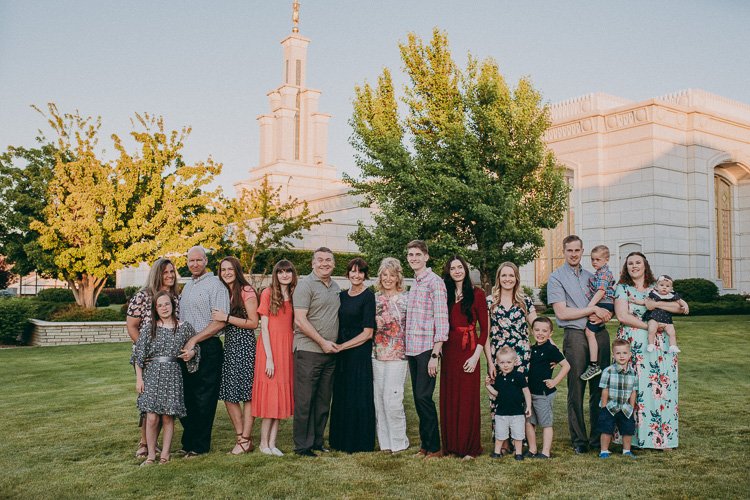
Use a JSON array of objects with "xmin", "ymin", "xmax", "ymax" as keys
[
  {"xmin": 234, "ymin": 16, "xmax": 749, "ymax": 293},
  {"xmin": 233, "ymin": 24, "xmax": 371, "ymax": 253},
  {"xmin": 528, "ymin": 90, "xmax": 750, "ymax": 294}
]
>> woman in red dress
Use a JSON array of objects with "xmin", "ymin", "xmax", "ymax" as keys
[{"xmin": 440, "ymin": 255, "xmax": 489, "ymax": 459}]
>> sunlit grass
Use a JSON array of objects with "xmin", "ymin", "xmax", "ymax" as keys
[{"xmin": 1, "ymin": 315, "xmax": 748, "ymax": 498}]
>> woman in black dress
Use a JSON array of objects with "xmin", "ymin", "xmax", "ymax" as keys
[{"xmin": 329, "ymin": 258, "xmax": 377, "ymax": 453}]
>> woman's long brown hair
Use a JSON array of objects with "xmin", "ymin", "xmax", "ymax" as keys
[
  {"xmin": 270, "ymin": 259, "xmax": 297, "ymax": 315},
  {"xmin": 219, "ymin": 256, "xmax": 255, "ymax": 319}
]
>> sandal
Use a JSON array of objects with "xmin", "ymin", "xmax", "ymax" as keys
[
  {"xmin": 139, "ymin": 458, "xmax": 155, "ymax": 467},
  {"xmin": 230, "ymin": 435, "xmax": 254, "ymax": 455},
  {"xmin": 159, "ymin": 456, "xmax": 170, "ymax": 464},
  {"xmin": 135, "ymin": 442, "xmax": 148, "ymax": 458}
]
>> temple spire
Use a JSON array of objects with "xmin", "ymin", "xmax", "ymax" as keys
[{"xmin": 292, "ymin": 0, "xmax": 300, "ymax": 33}]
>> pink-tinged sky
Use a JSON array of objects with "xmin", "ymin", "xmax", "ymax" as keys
[{"xmin": 1, "ymin": 0, "xmax": 748, "ymax": 194}]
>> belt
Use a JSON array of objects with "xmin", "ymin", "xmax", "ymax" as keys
[
  {"xmin": 457, "ymin": 325, "xmax": 476, "ymax": 351},
  {"xmin": 146, "ymin": 356, "xmax": 180, "ymax": 363}
]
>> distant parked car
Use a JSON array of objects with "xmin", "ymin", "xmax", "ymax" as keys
[{"xmin": 0, "ymin": 289, "xmax": 16, "ymax": 297}]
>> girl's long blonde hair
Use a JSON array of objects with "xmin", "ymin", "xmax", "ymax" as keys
[{"xmin": 490, "ymin": 262, "xmax": 528, "ymax": 316}]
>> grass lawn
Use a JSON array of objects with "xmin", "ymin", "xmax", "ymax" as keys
[{"xmin": 1, "ymin": 316, "xmax": 748, "ymax": 499}]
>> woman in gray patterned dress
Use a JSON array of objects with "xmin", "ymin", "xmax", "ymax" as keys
[
  {"xmin": 125, "ymin": 257, "xmax": 180, "ymax": 458},
  {"xmin": 133, "ymin": 291, "xmax": 199, "ymax": 465},
  {"xmin": 214, "ymin": 257, "xmax": 259, "ymax": 454}
]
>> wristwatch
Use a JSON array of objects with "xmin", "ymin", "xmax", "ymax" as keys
[{"xmin": 430, "ymin": 352, "xmax": 441, "ymax": 359}]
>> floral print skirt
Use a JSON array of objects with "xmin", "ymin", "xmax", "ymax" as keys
[{"xmin": 617, "ymin": 325, "xmax": 678, "ymax": 449}]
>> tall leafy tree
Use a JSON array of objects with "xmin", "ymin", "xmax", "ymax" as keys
[
  {"xmin": 29, "ymin": 104, "xmax": 226, "ymax": 308},
  {"xmin": 226, "ymin": 174, "xmax": 329, "ymax": 283},
  {"xmin": 0, "ymin": 141, "xmax": 62, "ymax": 278},
  {"xmin": 346, "ymin": 29, "xmax": 569, "ymax": 286}
]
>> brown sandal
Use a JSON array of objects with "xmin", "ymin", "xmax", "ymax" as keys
[
  {"xmin": 159, "ymin": 456, "xmax": 170, "ymax": 464},
  {"xmin": 135, "ymin": 442, "xmax": 148, "ymax": 458},
  {"xmin": 140, "ymin": 458, "xmax": 155, "ymax": 467},
  {"xmin": 230, "ymin": 435, "xmax": 254, "ymax": 455}
]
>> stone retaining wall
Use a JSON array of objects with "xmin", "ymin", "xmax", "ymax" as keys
[{"xmin": 29, "ymin": 319, "xmax": 129, "ymax": 346}]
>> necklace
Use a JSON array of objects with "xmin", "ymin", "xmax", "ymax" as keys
[{"xmin": 349, "ymin": 286, "xmax": 366, "ymax": 297}]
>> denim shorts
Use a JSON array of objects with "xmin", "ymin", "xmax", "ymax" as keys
[
  {"xmin": 597, "ymin": 407, "xmax": 635, "ymax": 436},
  {"xmin": 586, "ymin": 302, "xmax": 614, "ymax": 332}
]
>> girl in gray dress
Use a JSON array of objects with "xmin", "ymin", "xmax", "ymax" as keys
[{"xmin": 133, "ymin": 291, "xmax": 199, "ymax": 465}]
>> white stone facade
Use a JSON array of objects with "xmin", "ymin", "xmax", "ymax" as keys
[{"xmin": 523, "ymin": 89, "xmax": 750, "ymax": 294}]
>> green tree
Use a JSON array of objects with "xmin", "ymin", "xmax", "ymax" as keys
[
  {"xmin": 29, "ymin": 104, "xmax": 226, "ymax": 308},
  {"xmin": 346, "ymin": 29, "xmax": 569, "ymax": 286},
  {"xmin": 227, "ymin": 174, "xmax": 329, "ymax": 283},
  {"xmin": 0, "ymin": 141, "xmax": 63, "ymax": 278}
]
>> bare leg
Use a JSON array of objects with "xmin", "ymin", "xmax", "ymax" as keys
[
  {"xmin": 269, "ymin": 419, "xmax": 280, "ymax": 450},
  {"xmin": 525, "ymin": 422, "xmax": 538, "ymax": 454},
  {"xmin": 512, "ymin": 439, "xmax": 523, "ymax": 456},
  {"xmin": 161, "ymin": 415, "xmax": 174, "ymax": 461},
  {"xmin": 647, "ymin": 320, "xmax": 658, "ymax": 348},
  {"xmin": 225, "ymin": 401, "xmax": 246, "ymax": 454},
  {"xmin": 541, "ymin": 427, "xmax": 554, "ymax": 457},
  {"xmin": 493, "ymin": 439, "xmax": 503, "ymax": 454},
  {"xmin": 665, "ymin": 324, "xmax": 678, "ymax": 348},
  {"xmin": 600, "ymin": 432, "xmax": 612, "ymax": 453},
  {"xmin": 584, "ymin": 328, "xmax": 598, "ymax": 363},
  {"xmin": 622, "ymin": 434, "xmax": 632, "ymax": 452},
  {"xmin": 145, "ymin": 413, "xmax": 159, "ymax": 461},
  {"xmin": 260, "ymin": 418, "xmax": 272, "ymax": 450},
  {"xmin": 242, "ymin": 402, "xmax": 255, "ymax": 446}
]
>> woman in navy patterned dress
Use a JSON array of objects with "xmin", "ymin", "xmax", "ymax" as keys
[{"xmin": 214, "ymin": 257, "xmax": 259, "ymax": 454}]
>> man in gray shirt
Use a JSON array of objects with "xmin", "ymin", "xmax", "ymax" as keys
[
  {"xmin": 292, "ymin": 247, "xmax": 341, "ymax": 457},
  {"xmin": 547, "ymin": 235, "xmax": 612, "ymax": 454},
  {"xmin": 179, "ymin": 246, "xmax": 230, "ymax": 457}
]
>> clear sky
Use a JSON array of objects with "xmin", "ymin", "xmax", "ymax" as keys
[{"xmin": 1, "ymin": 0, "xmax": 748, "ymax": 194}]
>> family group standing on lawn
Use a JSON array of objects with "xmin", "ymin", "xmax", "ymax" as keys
[{"xmin": 126, "ymin": 235, "xmax": 685, "ymax": 465}]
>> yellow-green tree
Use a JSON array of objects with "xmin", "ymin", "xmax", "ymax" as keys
[
  {"xmin": 227, "ymin": 174, "xmax": 329, "ymax": 282},
  {"xmin": 30, "ymin": 104, "xmax": 225, "ymax": 308}
]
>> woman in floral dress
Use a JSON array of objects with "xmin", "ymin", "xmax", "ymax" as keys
[
  {"xmin": 486, "ymin": 262, "xmax": 536, "ymax": 450},
  {"xmin": 614, "ymin": 251, "xmax": 684, "ymax": 450}
]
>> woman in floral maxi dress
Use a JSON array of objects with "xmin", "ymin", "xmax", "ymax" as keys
[{"xmin": 614, "ymin": 252, "xmax": 683, "ymax": 449}]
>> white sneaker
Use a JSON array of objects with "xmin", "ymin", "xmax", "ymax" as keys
[
  {"xmin": 260, "ymin": 447, "xmax": 274, "ymax": 455},
  {"xmin": 271, "ymin": 447, "xmax": 284, "ymax": 456},
  {"xmin": 646, "ymin": 344, "xmax": 655, "ymax": 352},
  {"xmin": 668, "ymin": 345, "xmax": 681, "ymax": 353}
]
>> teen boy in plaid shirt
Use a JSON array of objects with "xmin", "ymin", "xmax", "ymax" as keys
[
  {"xmin": 598, "ymin": 338, "xmax": 638, "ymax": 459},
  {"xmin": 405, "ymin": 240, "xmax": 449, "ymax": 458}
]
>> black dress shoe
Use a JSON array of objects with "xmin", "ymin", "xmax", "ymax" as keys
[
  {"xmin": 295, "ymin": 449, "xmax": 318, "ymax": 457},
  {"xmin": 312, "ymin": 446, "xmax": 330, "ymax": 453},
  {"xmin": 573, "ymin": 445, "xmax": 589, "ymax": 454}
]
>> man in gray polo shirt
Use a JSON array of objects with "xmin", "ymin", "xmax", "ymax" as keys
[
  {"xmin": 179, "ymin": 246, "xmax": 230, "ymax": 457},
  {"xmin": 547, "ymin": 235, "xmax": 612, "ymax": 454},
  {"xmin": 292, "ymin": 247, "xmax": 341, "ymax": 457}
]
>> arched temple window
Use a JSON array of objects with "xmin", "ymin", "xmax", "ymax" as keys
[
  {"xmin": 535, "ymin": 168, "xmax": 575, "ymax": 286},
  {"xmin": 714, "ymin": 173, "xmax": 734, "ymax": 288}
]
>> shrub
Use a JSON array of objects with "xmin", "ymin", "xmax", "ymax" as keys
[
  {"xmin": 523, "ymin": 286, "xmax": 535, "ymax": 301},
  {"xmin": 124, "ymin": 286, "xmax": 141, "ymax": 301},
  {"xmin": 0, "ymin": 299, "xmax": 69, "ymax": 344},
  {"xmin": 673, "ymin": 278, "xmax": 718, "ymax": 303},
  {"xmin": 538, "ymin": 282, "xmax": 548, "ymax": 305},
  {"xmin": 49, "ymin": 304, "xmax": 125, "ymax": 322},
  {"xmin": 36, "ymin": 288, "xmax": 75, "ymax": 303},
  {"xmin": 101, "ymin": 288, "xmax": 127, "ymax": 304},
  {"xmin": 0, "ymin": 298, "xmax": 37, "ymax": 344},
  {"xmin": 688, "ymin": 300, "xmax": 750, "ymax": 316},
  {"xmin": 96, "ymin": 293, "xmax": 111, "ymax": 307}
]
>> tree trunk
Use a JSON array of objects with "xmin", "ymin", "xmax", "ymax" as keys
[{"xmin": 68, "ymin": 274, "xmax": 107, "ymax": 309}]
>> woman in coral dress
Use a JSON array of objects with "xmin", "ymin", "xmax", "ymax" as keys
[
  {"xmin": 252, "ymin": 260, "xmax": 298, "ymax": 456},
  {"xmin": 440, "ymin": 255, "xmax": 489, "ymax": 459}
]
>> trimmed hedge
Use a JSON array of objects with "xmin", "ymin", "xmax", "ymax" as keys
[
  {"xmin": 100, "ymin": 288, "xmax": 127, "ymax": 304},
  {"xmin": 124, "ymin": 286, "xmax": 140, "ymax": 301},
  {"xmin": 36, "ymin": 288, "xmax": 75, "ymax": 303},
  {"xmin": 538, "ymin": 282, "xmax": 548, "ymax": 305},
  {"xmin": 673, "ymin": 278, "xmax": 718, "ymax": 303},
  {"xmin": 49, "ymin": 304, "xmax": 125, "ymax": 322},
  {"xmin": 0, "ymin": 299, "xmax": 68, "ymax": 344},
  {"xmin": 251, "ymin": 248, "xmax": 365, "ymax": 277},
  {"xmin": 95, "ymin": 294, "xmax": 111, "ymax": 307}
]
